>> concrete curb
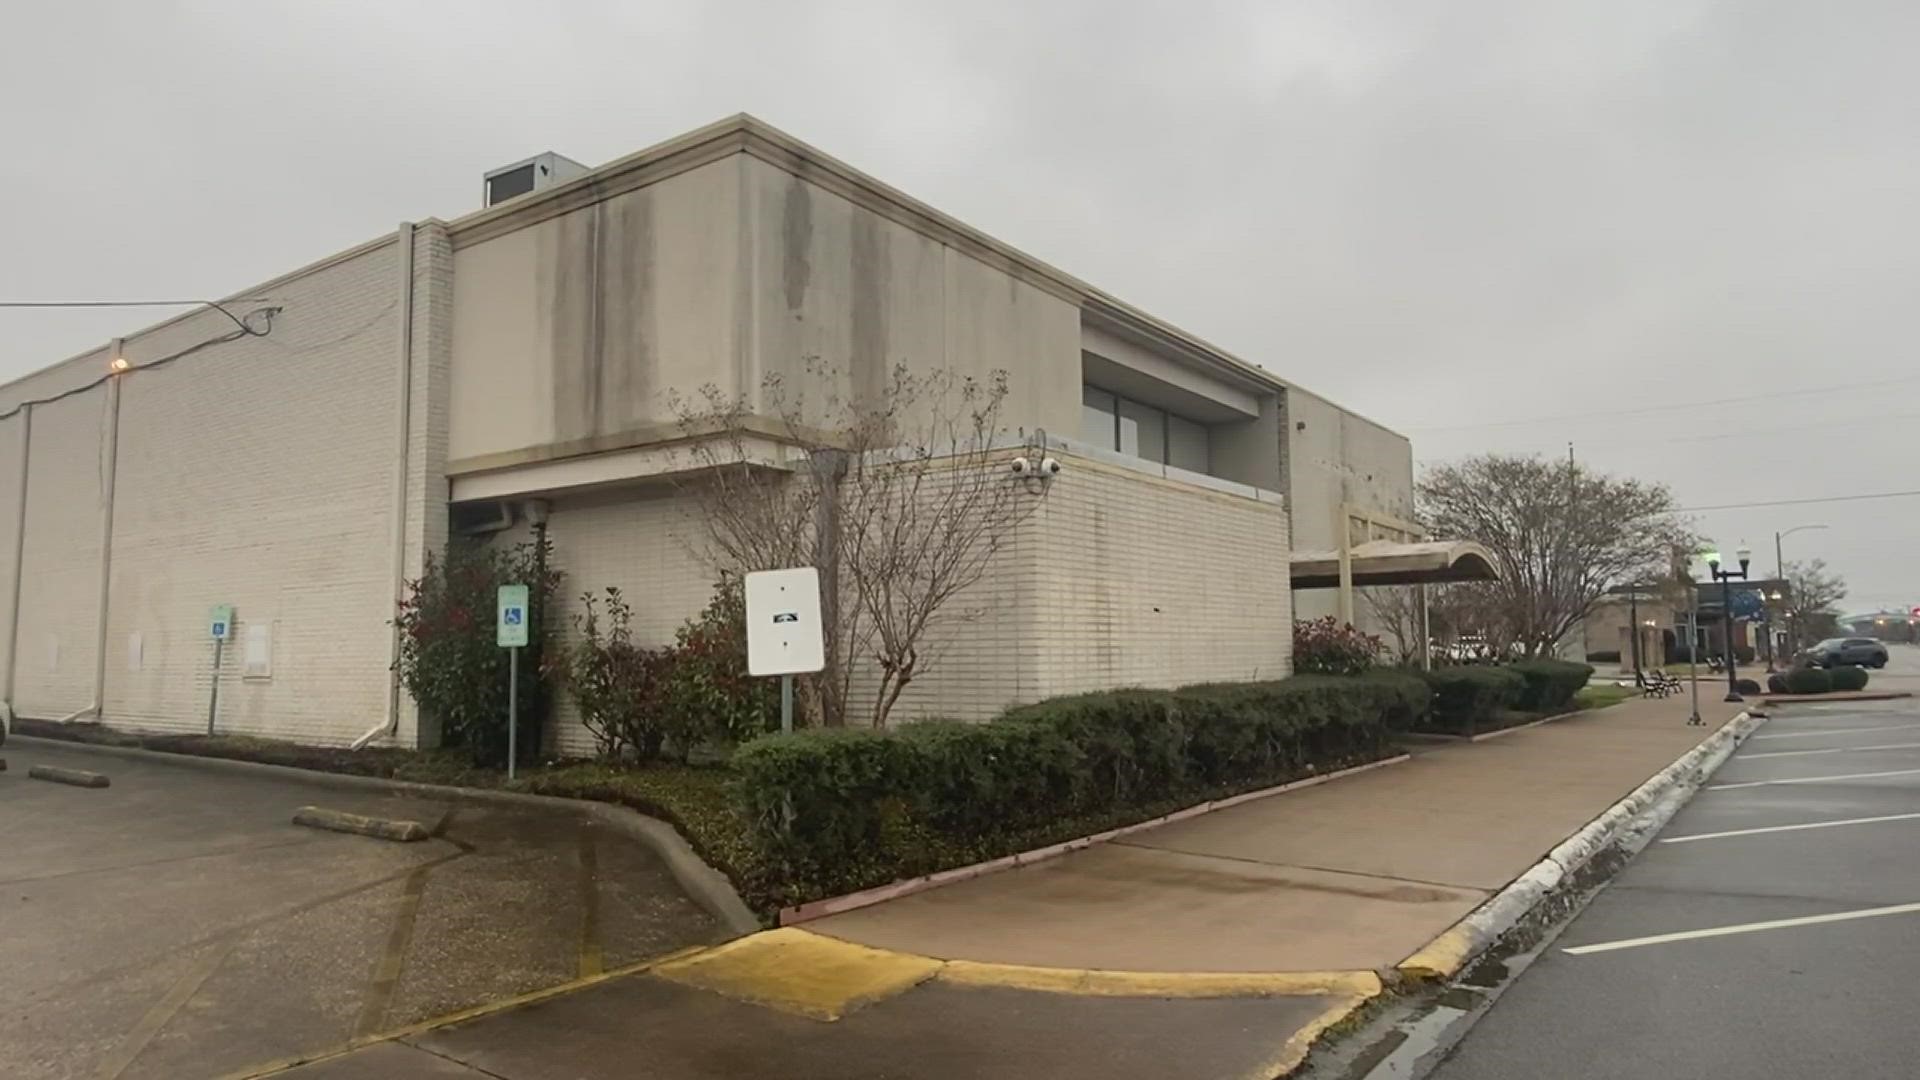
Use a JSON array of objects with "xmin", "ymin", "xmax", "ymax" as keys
[
  {"xmin": 10, "ymin": 733, "xmax": 760, "ymax": 936},
  {"xmin": 28, "ymin": 763, "xmax": 111, "ymax": 788},
  {"xmin": 1397, "ymin": 709, "xmax": 1764, "ymax": 981},
  {"xmin": 292, "ymin": 805, "xmax": 431, "ymax": 842},
  {"xmin": 779, "ymin": 753, "xmax": 1413, "ymax": 925},
  {"xmin": 1760, "ymin": 690, "xmax": 1913, "ymax": 705}
]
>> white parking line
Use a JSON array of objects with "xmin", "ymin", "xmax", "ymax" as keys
[
  {"xmin": 1742, "ymin": 742, "xmax": 1920, "ymax": 760},
  {"xmin": 1564, "ymin": 902, "xmax": 1920, "ymax": 956},
  {"xmin": 1750, "ymin": 723, "xmax": 1920, "ymax": 741},
  {"xmin": 1708, "ymin": 767, "xmax": 1920, "ymax": 791},
  {"xmin": 1660, "ymin": 812, "xmax": 1920, "ymax": 844}
]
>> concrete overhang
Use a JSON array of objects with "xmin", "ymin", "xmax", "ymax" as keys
[
  {"xmin": 1290, "ymin": 540, "xmax": 1499, "ymax": 589},
  {"xmin": 449, "ymin": 434, "xmax": 801, "ymax": 503}
]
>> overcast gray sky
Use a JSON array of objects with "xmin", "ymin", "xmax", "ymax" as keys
[{"xmin": 4, "ymin": 1, "xmax": 1915, "ymax": 612}]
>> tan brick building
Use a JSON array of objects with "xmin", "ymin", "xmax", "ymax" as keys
[{"xmin": 0, "ymin": 116, "xmax": 1411, "ymax": 753}]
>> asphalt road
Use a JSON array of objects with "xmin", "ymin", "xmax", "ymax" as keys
[
  {"xmin": 1428, "ymin": 697, "xmax": 1920, "ymax": 1080},
  {"xmin": 0, "ymin": 739, "xmax": 720, "ymax": 1080}
]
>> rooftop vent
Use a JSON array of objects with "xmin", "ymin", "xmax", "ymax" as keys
[{"xmin": 483, "ymin": 152, "xmax": 589, "ymax": 207}]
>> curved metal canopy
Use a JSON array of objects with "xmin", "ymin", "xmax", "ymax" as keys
[{"xmin": 1290, "ymin": 539, "xmax": 1499, "ymax": 589}]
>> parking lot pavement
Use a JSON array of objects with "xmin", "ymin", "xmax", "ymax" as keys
[
  {"xmin": 1428, "ymin": 701, "xmax": 1920, "ymax": 1080},
  {"xmin": 271, "ymin": 974, "xmax": 1342, "ymax": 1080},
  {"xmin": 0, "ymin": 739, "xmax": 723, "ymax": 1080}
]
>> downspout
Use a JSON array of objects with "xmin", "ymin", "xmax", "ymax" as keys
[
  {"xmin": 74, "ymin": 340, "xmax": 126, "ymax": 723},
  {"xmin": 0, "ymin": 403, "xmax": 32, "ymax": 729},
  {"xmin": 354, "ymin": 223, "xmax": 416, "ymax": 749}
]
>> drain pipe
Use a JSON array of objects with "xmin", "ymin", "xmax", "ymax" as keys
[
  {"xmin": 0, "ymin": 403, "xmax": 32, "ymax": 730},
  {"xmin": 354, "ymin": 223, "xmax": 416, "ymax": 750},
  {"xmin": 73, "ymin": 340, "xmax": 128, "ymax": 724}
]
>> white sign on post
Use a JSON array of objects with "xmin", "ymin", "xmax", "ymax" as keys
[{"xmin": 745, "ymin": 568, "xmax": 825, "ymax": 676}]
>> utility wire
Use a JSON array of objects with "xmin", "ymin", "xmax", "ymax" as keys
[
  {"xmin": 0, "ymin": 309, "xmax": 279, "ymax": 423},
  {"xmin": 0, "ymin": 298, "xmax": 275, "ymax": 335},
  {"xmin": 1679, "ymin": 489, "xmax": 1920, "ymax": 513},
  {"xmin": 0, "ymin": 299, "xmax": 270, "ymax": 307}
]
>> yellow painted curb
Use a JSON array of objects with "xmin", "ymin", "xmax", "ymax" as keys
[
  {"xmin": 1238, "ymin": 994, "xmax": 1371, "ymax": 1080},
  {"xmin": 653, "ymin": 927, "xmax": 942, "ymax": 1021},
  {"xmin": 938, "ymin": 960, "xmax": 1382, "ymax": 999},
  {"xmin": 1397, "ymin": 927, "xmax": 1475, "ymax": 981}
]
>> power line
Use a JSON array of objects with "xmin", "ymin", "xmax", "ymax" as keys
[
  {"xmin": 1411, "ymin": 374, "xmax": 1920, "ymax": 433},
  {"xmin": 1679, "ymin": 489, "xmax": 1920, "ymax": 513},
  {"xmin": 0, "ymin": 299, "xmax": 270, "ymax": 308},
  {"xmin": 0, "ymin": 298, "xmax": 275, "ymax": 335},
  {"xmin": 0, "ymin": 309, "xmax": 279, "ymax": 423}
]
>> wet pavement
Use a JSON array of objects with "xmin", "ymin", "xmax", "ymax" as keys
[
  {"xmin": 809, "ymin": 694, "xmax": 1741, "ymax": 973},
  {"xmin": 0, "ymin": 739, "xmax": 721, "ymax": 1080},
  {"xmin": 271, "ymin": 976, "xmax": 1340, "ymax": 1080},
  {"xmin": 1426, "ymin": 699, "xmax": 1920, "ymax": 1080}
]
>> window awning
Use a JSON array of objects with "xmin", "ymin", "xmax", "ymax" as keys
[{"xmin": 1290, "ymin": 539, "xmax": 1499, "ymax": 589}]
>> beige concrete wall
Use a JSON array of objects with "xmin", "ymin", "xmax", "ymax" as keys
[
  {"xmin": 865, "ymin": 453, "xmax": 1292, "ymax": 724},
  {"xmin": 1287, "ymin": 389, "xmax": 1415, "ymax": 627},
  {"xmin": 96, "ymin": 241, "xmax": 404, "ymax": 742},
  {"xmin": 0, "ymin": 237, "xmax": 419, "ymax": 744},
  {"xmin": 531, "ymin": 485, "xmax": 717, "ymax": 758},
  {"xmin": 0, "ymin": 413, "xmax": 23, "ymax": 704},
  {"xmin": 742, "ymin": 156, "xmax": 1083, "ymax": 438},
  {"xmin": 448, "ymin": 156, "xmax": 743, "ymax": 470},
  {"xmin": 10, "ymin": 384, "xmax": 109, "ymax": 716}
]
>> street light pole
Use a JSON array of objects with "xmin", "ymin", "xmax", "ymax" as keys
[
  {"xmin": 1775, "ymin": 524, "xmax": 1829, "ymax": 656},
  {"xmin": 1708, "ymin": 546, "xmax": 1752, "ymax": 704}
]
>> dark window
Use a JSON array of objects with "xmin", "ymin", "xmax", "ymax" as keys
[
  {"xmin": 486, "ymin": 164, "xmax": 538, "ymax": 206},
  {"xmin": 1081, "ymin": 383, "xmax": 1214, "ymax": 475}
]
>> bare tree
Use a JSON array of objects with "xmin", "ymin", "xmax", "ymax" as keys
[
  {"xmin": 1361, "ymin": 587, "xmax": 1423, "ymax": 663},
  {"xmin": 1419, "ymin": 454, "xmax": 1696, "ymax": 659},
  {"xmin": 1781, "ymin": 558, "xmax": 1847, "ymax": 652},
  {"xmin": 671, "ymin": 361, "xmax": 1045, "ymax": 728}
]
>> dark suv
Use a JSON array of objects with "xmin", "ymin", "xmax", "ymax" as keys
[{"xmin": 1804, "ymin": 637, "xmax": 1889, "ymax": 669}]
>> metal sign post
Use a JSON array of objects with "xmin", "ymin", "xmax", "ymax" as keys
[
  {"xmin": 497, "ymin": 584, "xmax": 530, "ymax": 779},
  {"xmin": 1687, "ymin": 585, "xmax": 1703, "ymax": 726},
  {"xmin": 745, "ymin": 568, "xmax": 826, "ymax": 734},
  {"xmin": 208, "ymin": 605, "xmax": 233, "ymax": 736}
]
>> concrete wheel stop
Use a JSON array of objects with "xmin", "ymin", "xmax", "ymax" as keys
[
  {"xmin": 28, "ymin": 764, "xmax": 109, "ymax": 788},
  {"xmin": 292, "ymin": 805, "xmax": 432, "ymax": 842}
]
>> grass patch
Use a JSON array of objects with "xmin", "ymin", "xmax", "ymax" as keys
[{"xmin": 1572, "ymin": 683, "xmax": 1634, "ymax": 710}]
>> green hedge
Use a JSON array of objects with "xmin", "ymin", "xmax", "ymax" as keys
[
  {"xmin": 730, "ymin": 672, "xmax": 1423, "ymax": 901},
  {"xmin": 1510, "ymin": 660, "xmax": 1596, "ymax": 712},
  {"xmin": 1829, "ymin": 665, "xmax": 1870, "ymax": 692},
  {"xmin": 1784, "ymin": 666, "xmax": 1832, "ymax": 694},
  {"xmin": 1420, "ymin": 667, "xmax": 1526, "ymax": 734}
]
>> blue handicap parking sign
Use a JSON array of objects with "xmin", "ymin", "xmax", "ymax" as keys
[{"xmin": 504, "ymin": 608, "xmax": 523, "ymax": 626}]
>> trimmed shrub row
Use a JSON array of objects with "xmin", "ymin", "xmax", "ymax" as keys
[
  {"xmin": 1831, "ymin": 665, "xmax": 1871, "ymax": 691},
  {"xmin": 731, "ymin": 672, "xmax": 1429, "ymax": 895},
  {"xmin": 1784, "ymin": 666, "xmax": 1832, "ymax": 694},
  {"xmin": 1416, "ymin": 660, "xmax": 1595, "ymax": 735},
  {"xmin": 1781, "ymin": 665, "xmax": 1870, "ymax": 694},
  {"xmin": 1420, "ymin": 667, "xmax": 1525, "ymax": 733},
  {"xmin": 1511, "ymin": 660, "xmax": 1597, "ymax": 712}
]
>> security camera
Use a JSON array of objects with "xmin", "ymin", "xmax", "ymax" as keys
[
  {"xmin": 1011, "ymin": 457, "xmax": 1033, "ymax": 475},
  {"xmin": 1039, "ymin": 457, "xmax": 1062, "ymax": 477}
]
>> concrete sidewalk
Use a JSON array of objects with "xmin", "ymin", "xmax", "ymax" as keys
[
  {"xmin": 808, "ymin": 694, "xmax": 1744, "ymax": 973},
  {"xmin": 261, "ymin": 693, "xmax": 1750, "ymax": 1080}
]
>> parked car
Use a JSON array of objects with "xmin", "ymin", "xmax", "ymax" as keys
[{"xmin": 1802, "ymin": 637, "xmax": 1889, "ymax": 669}]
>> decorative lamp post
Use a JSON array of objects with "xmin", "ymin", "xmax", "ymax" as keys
[
  {"xmin": 1707, "ymin": 546, "xmax": 1752, "ymax": 703},
  {"xmin": 1764, "ymin": 590, "xmax": 1785, "ymax": 673}
]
